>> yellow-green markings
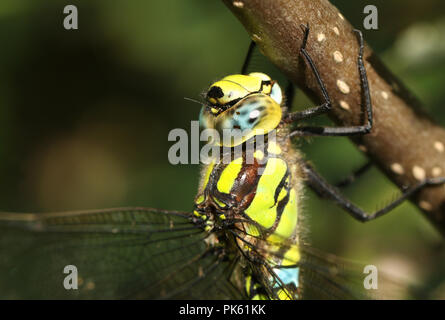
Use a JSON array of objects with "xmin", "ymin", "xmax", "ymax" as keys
[
  {"xmin": 268, "ymin": 188, "xmax": 298, "ymax": 241},
  {"xmin": 217, "ymin": 157, "xmax": 243, "ymax": 194},
  {"xmin": 207, "ymin": 73, "xmax": 272, "ymax": 106},
  {"xmin": 244, "ymin": 158, "xmax": 288, "ymax": 229}
]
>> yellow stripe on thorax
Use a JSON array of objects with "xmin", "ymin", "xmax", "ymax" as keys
[
  {"xmin": 201, "ymin": 161, "xmax": 214, "ymax": 191},
  {"xmin": 282, "ymin": 245, "xmax": 301, "ymax": 266},
  {"xmin": 244, "ymin": 157, "xmax": 287, "ymax": 229},
  {"xmin": 217, "ymin": 157, "xmax": 243, "ymax": 194},
  {"xmin": 268, "ymin": 188, "xmax": 298, "ymax": 242},
  {"xmin": 267, "ymin": 141, "xmax": 282, "ymax": 154},
  {"xmin": 195, "ymin": 161, "xmax": 215, "ymax": 205}
]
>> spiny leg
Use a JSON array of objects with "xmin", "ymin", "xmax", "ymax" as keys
[
  {"xmin": 335, "ymin": 161, "xmax": 373, "ymax": 188},
  {"xmin": 242, "ymin": 39, "xmax": 296, "ymax": 114},
  {"xmin": 283, "ymin": 23, "xmax": 332, "ymax": 124},
  {"xmin": 286, "ymin": 24, "xmax": 373, "ymax": 136},
  {"xmin": 301, "ymin": 160, "xmax": 445, "ymax": 222},
  {"xmin": 243, "ymin": 26, "xmax": 373, "ymax": 187},
  {"xmin": 241, "ymin": 41, "xmax": 256, "ymax": 75},
  {"xmin": 285, "ymin": 80, "xmax": 295, "ymax": 110}
]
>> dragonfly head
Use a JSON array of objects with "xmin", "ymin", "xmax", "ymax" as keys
[{"xmin": 200, "ymin": 73, "xmax": 283, "ymax": 147}]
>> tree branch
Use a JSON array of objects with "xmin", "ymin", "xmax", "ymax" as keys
[{"xmin": 222, "ymin": 0, "xmax": 445, "ymax": 236}]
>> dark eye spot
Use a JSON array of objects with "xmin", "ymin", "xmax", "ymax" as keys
[
  {"xmin": 260, "ymin": 80, "xmax": 272, "ymax": 91},
  {"xmin": 232, "ymin": 120, "xmax": 241, "ymax": 129},
  {"xmin": 207, "ymin": 86, "xmax": 224, "ymax": 99},
  {"xmin": 257, "ymin": 106, "xmax": 266, "ymax": 112}
]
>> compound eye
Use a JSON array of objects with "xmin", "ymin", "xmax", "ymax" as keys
[
  {"xmin": 270, "ymin": 83, "xmax": 283, "ymax": 105},
  {"xmin": 214, "ymin": 93, "xmax": 282, "ymax": 147}
]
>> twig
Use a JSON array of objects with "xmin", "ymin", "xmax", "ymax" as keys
[{"xmin": 222, "ymin": 0, "xmax": 445, "ymax": 236}]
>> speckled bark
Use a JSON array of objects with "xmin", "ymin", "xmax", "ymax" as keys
[{"xmin": 222, "ymin": 0, "xmax": 445, "ymax": 236}]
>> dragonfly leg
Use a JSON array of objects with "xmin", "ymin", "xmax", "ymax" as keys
[
  {"xmin": 241, "ymin": 41, "xmax": 256, "ymax": 75},
  {"xmin": 286, "ymin": 25, "xmax": 373, "ymax": 137},
  {"xmin": 283, "ymin": 23, "xmax": 332, "ymax": 124},
  {"xmin": 285, "ymin": 80, "xmax": 295, "ymax": 110},
  {"xmin": 301, "ymin": 160, "xmax": 445, "ymax": 222},
  {"xmin": 334, "ymin": 161, "xmax": 373, "ymax": 188}
]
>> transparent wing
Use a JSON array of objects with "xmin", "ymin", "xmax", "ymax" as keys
[
  {"xmin": 297, "ymin": 245, "xmax": 403, "ymax": 300},
  {"xmin": 0, "ymin": 208, "xmax": 243, "ymax": 299},
  {"xmin": 229, "ymin": 219, "xmax": 412, "ymax": 300},
  {"xmin": 0, "ymin": 208, "xmax": 413, "ymax": 300}
]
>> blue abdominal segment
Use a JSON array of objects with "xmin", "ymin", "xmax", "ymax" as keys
[{"xmin": 274, "ymin": 267, "xmax": 299, "ymax": 288}]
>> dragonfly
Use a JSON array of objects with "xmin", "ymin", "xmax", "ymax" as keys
[{"xmin": 0, "ymin": 24, "xmax": 442, "ymax": 300}]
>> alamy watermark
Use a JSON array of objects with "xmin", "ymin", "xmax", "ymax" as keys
[
  {"xmin": 63, "ymin": 5, "xmax": 78, "ymax": 30},
  {"xmin": 168, "ymin": 121, "xmax": 277, "ymax": 170},
  {"xmin": 63, "ymin": 265, "xmax": 78, "ymax": 290},
  {"xmin": 363, "ymin": 5, "xmax": 378, "ymax": 30},
  {"xmin": 363, "ymin": 264, "xmax": 378, "ymax": 290}
]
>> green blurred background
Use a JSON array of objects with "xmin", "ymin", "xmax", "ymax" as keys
[{"xmin": 0, "ymin": 0, "xmax": 445, "ymax": 297}]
